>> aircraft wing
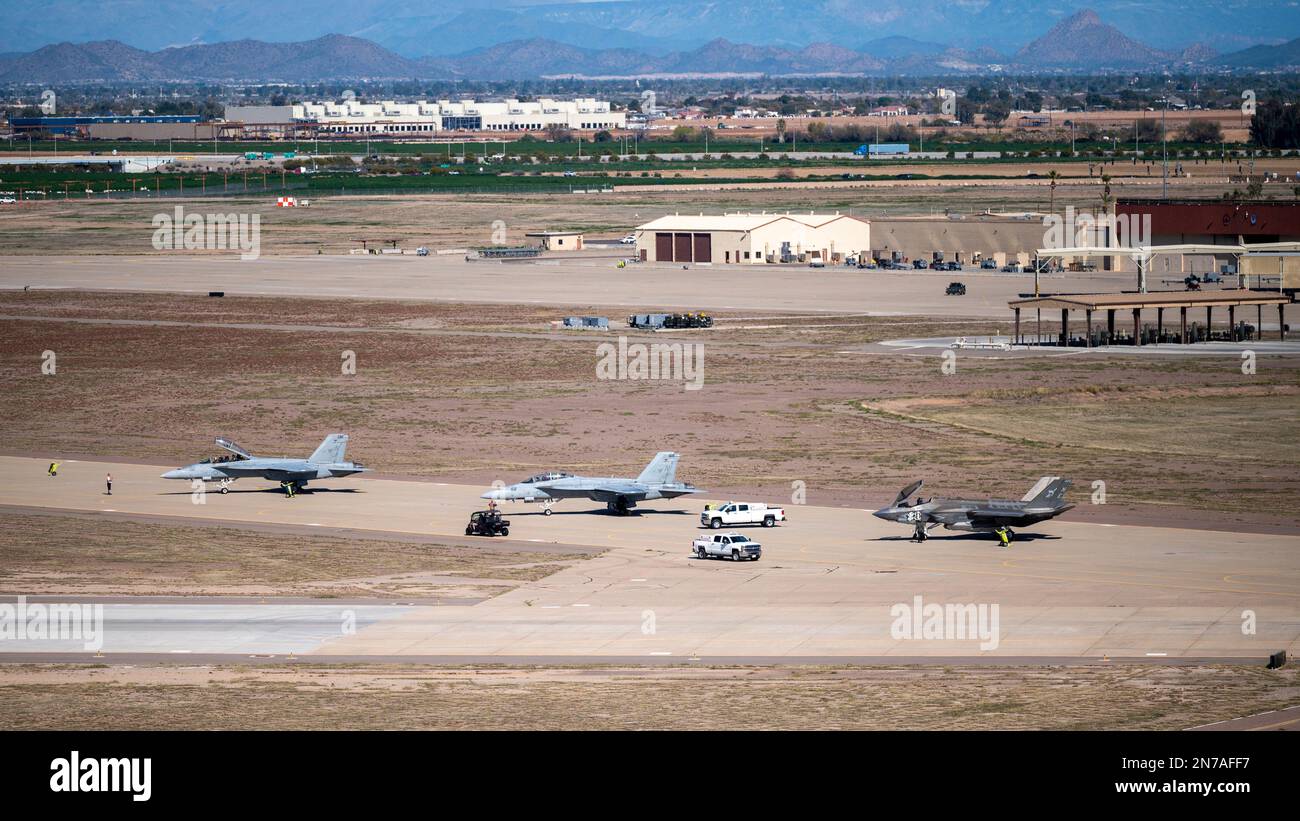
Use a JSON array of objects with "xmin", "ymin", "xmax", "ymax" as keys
[
  {"xmin": 214, "ymin": 462, "xmax": 313, "ymax": 482},
  {"xmin": 586, "ymin": 482, "xmax": 650, "ymax": 503},
  {"xmin": 259, "ymin": 468, "xmax": 317, "ymax": 482},
  {"xmin": 967, "ymin": 508, "xmax": 1033, "ymax": 526}
]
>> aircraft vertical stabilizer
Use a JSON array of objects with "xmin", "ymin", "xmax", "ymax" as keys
[
  {"xmin": 636, "ymin": 451, "xmax": 679, "ymax": 485},
  {"xmin": 310, "ymin": 434, "xmax": 349, "ymax": 465}
]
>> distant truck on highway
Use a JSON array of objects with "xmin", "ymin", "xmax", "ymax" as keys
[
  {"xmin": 701, "ymin": 502, "xmax": 785, "ymax": 529},
  {"xmin": 692, "ymin": 532, "xmax": 762, "ymax": 561}
]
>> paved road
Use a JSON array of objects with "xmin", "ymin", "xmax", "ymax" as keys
[
  {"xmin": 1189, "ymin": 704, "xmax": 1300, "ymax": 731},
  {"xmin": 2, "ymin": 455, "xmax": 1297, "ymax": 662},
  {"xmin": 0, "ymin": 254, "xmax": 1136, "ymax": 317}
]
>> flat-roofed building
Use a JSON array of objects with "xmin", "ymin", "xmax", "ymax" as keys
[
  {"xmin": 1116, "ymin": 198, "xmax": 1300, "ymax": 276},
  {"xmin": 291, "ymin": 98, "xmax": 624, "ymax": 135}
]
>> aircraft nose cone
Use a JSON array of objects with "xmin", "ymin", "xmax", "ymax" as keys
[
  {"xmin": 871, "ymin": 508, "xmax": 891, "ymax": 520},
  {"xmin": 162, "ymin": 469, "xmax": 185, "ymax": 479},
  {"xmin": 481, "ymin": 488, "xmax": 502, "ymax": 500}
]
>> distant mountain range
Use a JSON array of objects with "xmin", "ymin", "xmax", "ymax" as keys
[
  {"xmin": 1, "ymin": 10, "xmax": 1299, "ymax": 83},
  {"xmin": 3, "ymin": 1, "xmax": 1296, "ymax": 57}
]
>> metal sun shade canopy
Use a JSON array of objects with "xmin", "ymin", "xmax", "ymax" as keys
[
  {"xmin": 1033, "ymin": 242, "xmax": 1300, "ymax": 293},
  {"xmin": 1007, "ymin": 291, "xmax": 1292, "ymax": 348}
]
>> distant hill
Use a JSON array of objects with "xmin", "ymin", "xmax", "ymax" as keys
[
  {"xmin": 1015, "ymin": 9, "xmax": 1173, "ymax": 68},
  {"xmin": 0, "ymin": 35, "xmax": 429, "ymax": 82},
  {"xmin": 154, "ymin": 35, "xmax": 427, "ymax": 80},
  {"xmin": 1, "ymin": 40, "xmax": 162, "ymax": 82},
  {"xmin": 430, "ymin": 39, "xmax": 662, "ymax": 81},
  {"xmin": 2, "ymin": 12, "xmax": 1295, "ymax": 83},
  {"xmin": 3, "ymin": 0, "xmax": 1297, "ymax": 59},
  {"xmin": 1217, "ymin": 37, "xmax": 1300, "ymax": 68}
]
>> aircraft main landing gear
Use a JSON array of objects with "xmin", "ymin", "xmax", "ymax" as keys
[{"xmin": 606, "ymin": 497, "xmax": 632, "ymax": 516}]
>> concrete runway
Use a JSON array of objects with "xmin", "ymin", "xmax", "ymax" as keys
[
  {"xmin": 2, "ymin": 455, "xmax": 1297, "ymax": 662},
  {"xmin": 0, "ymin": 254, "xmax": 1137, "ymax": 317}
]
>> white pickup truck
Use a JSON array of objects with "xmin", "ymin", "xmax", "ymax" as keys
[
  {"xmin": 692, "ymin": 533, "xmax": 762, "ymax": 561},
  {"xmin": 701, "ymin": 502, "xmax": 785, "ymax": 529}
]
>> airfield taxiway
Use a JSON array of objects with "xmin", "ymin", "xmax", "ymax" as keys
[
  {"xmin": 0, "ymin": 254, "xmax": 1136, "ymax": 317},
  {"xmin": 2, "ymin": 455, "xmax": 1296, "ymax": 663}
]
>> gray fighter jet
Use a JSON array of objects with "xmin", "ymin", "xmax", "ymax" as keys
[
  {"xmin": 162, "ymin": 435, "xmax": 368, "ymax": 494},
  {"xmin": 480, "ymin": 451, "xmax": 701, "ymax": 515},
  {"xmin": 872, "ymin": 476, "xmax": 1073, "ymax": 543}
]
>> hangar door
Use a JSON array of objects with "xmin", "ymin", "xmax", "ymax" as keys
[
  {"xmin": 692, "ymin": 233, "xmax": 712, "ymax": 263},
  {"xmin": 655, "ymin": 233, "xmax": 673, "ymax": 261},
  {"xmin": 657, "ymin": 232, "xmax": 712, "ymax": 262},
  {"xmin": 673, "ymin": 233, "xmax": 693, "ymax": 262}
]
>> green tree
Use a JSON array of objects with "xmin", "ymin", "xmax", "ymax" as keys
[
  {"xmin": 1183, "ymin": 120, "xmax": 1223, "ymax": 144},
  {"xmin": 1250, "ymin": 99, "xmax": 1300, "ymax": 149}
]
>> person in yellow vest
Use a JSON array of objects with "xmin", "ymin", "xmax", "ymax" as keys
[
  {"xmin": 995, "ymin": 526, "xmax": 1010, "ymax": 548},
  {"xmin": 48, "ymin": 462, "xmax": 60, "ymax": 477}
]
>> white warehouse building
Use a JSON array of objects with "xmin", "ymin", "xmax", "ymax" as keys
[
  {"xmin": 634, "ymin": 213, "xmax": 871, "ymax": 265},
  {"xmin": 292, "ymin": 98, "xmax": 624, "ymax": 134}
]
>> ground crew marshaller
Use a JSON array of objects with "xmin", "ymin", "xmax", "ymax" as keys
[
  {"xmin": 47, "ymin": 462, "xmax": 60, "ymax": 477},
  {"xmin": 105, "ymin": 473, "xmax": 112, "ymax": 495},
  {"xmin": 996, "ymin": 526, "xmax": 1010, "ymax": 548}
]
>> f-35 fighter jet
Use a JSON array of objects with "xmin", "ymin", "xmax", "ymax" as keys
[
  {"xmin": 481, "ymin": 451, "xmax": 701, "ymax": 516},
  {"xmin": 873, "ymin": 476, "xmax": 1073, "ymax": 543},
  {"xmin": 162, "ymin": 435, "xmax": 368, "ymax": 494}
]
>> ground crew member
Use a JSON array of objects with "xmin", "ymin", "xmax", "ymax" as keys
[
  {"xmin": 105, "ymin": 473, "xmax": 112, "ymax": 495},
  {"xmin": 996, "ymin": 526, "xmax": 1010, "ymax": 548},
  {"xmin": 48, "ymin": 462, "xmax": 59, "ymax": 477}
]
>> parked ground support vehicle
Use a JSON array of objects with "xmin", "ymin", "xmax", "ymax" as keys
[
  {"xmin": 692, "ymin": 533, "xmax": 762, "ymax": 561},
  {"xmin": 701, "ymin": 502, "xmax": 785, "ymax": 528}
]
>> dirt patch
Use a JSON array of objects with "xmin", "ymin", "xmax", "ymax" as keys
[
  {"xmin": 0, "ymin": 510, "xmax": 591, "ymax": 599},
  {"xmin": 0, "ymin": 663, "xmax": 1293, "ymax": 730}
]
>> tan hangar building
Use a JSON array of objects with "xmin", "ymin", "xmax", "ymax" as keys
[{"xmin": 634, "ymin": 212, "xmax": 871, "ymax": 265}]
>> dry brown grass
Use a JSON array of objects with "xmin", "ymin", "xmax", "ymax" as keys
[
  {"xmin": 0, "ymin": 663, "xmax": 1293, "ymax": 730},
  {"xmin": 0, "ymin": 510, "xmax": 591, "ymax": 599}
]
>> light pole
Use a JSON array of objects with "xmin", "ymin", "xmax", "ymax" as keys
[{"xmin": 1161, "ymin": 97, "xmax": 1168, "ymax": 199}]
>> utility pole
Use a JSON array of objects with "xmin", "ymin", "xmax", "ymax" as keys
[{"xmin": 1161, "ymin": 97, "xmax": 1169, "ymax": 199}]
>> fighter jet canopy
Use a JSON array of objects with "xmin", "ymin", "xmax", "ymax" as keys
[
  {"xmin": 893, "ymin": 479, "xmax": 924, "ymax": 506},
  {"xmin": 524, "ymin": 471, "xmax": 573, "ymax": 483},
  {"xmin": 215, "ymin": 438, "xmax": 252, "ymax": 460}
]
